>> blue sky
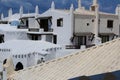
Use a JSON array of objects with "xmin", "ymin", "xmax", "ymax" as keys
[{"xmin": 0, "ymin": 0, "xmax": 120, "ymax": 17}]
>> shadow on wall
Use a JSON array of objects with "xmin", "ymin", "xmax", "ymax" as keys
[{"xmin": 69, "ymin": 70, "xmax": 120, "ymax": 80}]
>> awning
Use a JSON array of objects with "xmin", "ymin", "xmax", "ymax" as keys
[
  {"xmin": 74, "ymin": 32, "xmax": 94, "ymax": 36},
  {"xmin": 19, "ymin": 16, "xmax": 35, "ymax": 20},
  {"xmin": 36, "ymin": 16, "xmax": 52, "ymax": 20},
  {"xmin": 27, "ymin": 31, "xmax": 54, "ymax": 35},
  {"xmin": 99, "ymin": 33, "xmax": 116, "ymax": 35}
]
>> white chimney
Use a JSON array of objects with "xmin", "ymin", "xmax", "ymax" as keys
[
  {"xmin": 19, "ymin": 6, "xmax": 23, "ymax": 18},
  {"xmin": 1, "ymin": 13, "xmax": 4, "ymax": 20},
  {"xmin": 51, "ymin": 1, "xmax": 55, "ymax": 10},
  {"xmin": 78, "ymin": 0, "xmax": 81, "ymax": 9},
  {"xmin": 35, "ymin": 5, "xmax": 39, "ymax": 18},
  {"xmin": 115, "ymin": 5, "xmax": 120, "ymax": 15},
  {"xmin": 93, "ymin": 0, "xmax": 97, "ymax": 5},
  {"xmin": 70, "ymin": 4, "xmax": 74, "ymax": 12},
  {"xmin": 8, "ymin": 8, "xmax": 12, "ymax": 17}
]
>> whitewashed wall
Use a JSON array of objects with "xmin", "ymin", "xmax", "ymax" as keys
[
  {"xmin": 4, "ymin": 31, "xmax": 29, "ymax": 41},
  {"xmin": 74, "ymin": 14, "xmax": 95, "ymax": 33},
  {"xmin": 29, "ymin": 18, "xmax": 39, "ymax": 29},
  {"xmin": 12, "ymin": 55, "xmax": 27, "ymax": 69},
  {"xmin": 0, "ymin": 49, "xmax": 11, "ymax": 72},
  {"xmin": 39, "ymin": 9, "xmax": 73, "ymax": 46},
  {"xmin": 99, "ymin": 15, "xmax": 119, "ymax": 35},
  {"xmin": 51, "ymin": 10, "xmax": 73, "ymax": 45}
]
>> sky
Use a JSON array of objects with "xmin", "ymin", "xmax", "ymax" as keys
[{"xmin": 0, "ymin": 0, "xmax": 120, "ymax": 17}]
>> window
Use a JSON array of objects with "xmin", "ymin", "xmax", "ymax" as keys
[
  {"xmin": 0, "ymin": 34, "xmax": 4, "ymax": 43},
  {"xmin": 87, "ymin": 23, "xmax": 90, "ymax": 26},
  {"xmin": 31, "ymin": 35, "xmax": 38, "ymax": 40},
  {"xmin": 91, "ymin": 6, "xmax": 95, "ymax": 11},
  {"xmin": 57, "ymin": 18, "xmax": 63, "ymax": 27},
  {"xmin": 92, "ymin": 19, "xmax": 94, "ymax": 22},
  {"xmin": 107, "ymin": 20, "xmax": 113, "ymax": 28}
]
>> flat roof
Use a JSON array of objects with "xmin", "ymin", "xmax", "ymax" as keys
[{"xmin": 0, "ymin": 24, "xmax": 28, "ymax": 32}]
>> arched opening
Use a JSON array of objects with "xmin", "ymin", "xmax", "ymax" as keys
[
  {"xmin": 3, "ymin": 59, "xmax": 7, "ymax": 65},
  {"xmin": 15, "ymin": 62, "xmax": 23, "ymax": 71}
]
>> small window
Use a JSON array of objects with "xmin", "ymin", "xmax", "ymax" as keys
[
  {"xmin": 57, "ymin": 18, "xmax": 63, "ymax": 27},
  {"xmin": 18, "ymin": 55, "xmax": 20, "ymax": 58},
  {"xmin": 21, "ymin": 55, "xmax": 23, "ymax": 58},
  {"xmin": 87, "ymin": 23, "xmax": 89, "ymax": 26},
  {"xmin": 15, "ymin": 55, "xmax": 17, "ymax": 58},
  {"xmin": 92, "ymin": 19, "xmax": 94, "ymax": 22},
  {"xmin": 24, "ymin": 55, "xmax": 26, "ymax": 58},
  {"xmin": 107, "ymin": 20, "xmax": 113, "ymax": 28},
  {"xmin": 91, "ymin": 6, "xmax": 95, "ymax": 11}
]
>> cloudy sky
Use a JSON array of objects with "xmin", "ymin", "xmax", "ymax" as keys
[{"xmin": 0, "ymin": 0, "xmax": 120, "ymax": 16}]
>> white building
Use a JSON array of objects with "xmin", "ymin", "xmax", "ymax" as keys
[
  {"xmin": 7, "ymin": 38, "xmax": 120, "ymax": 80},
  {"xmin": 26, "ymin": 0, "xmax": 120, "ymax": 49},
  {"xmin": 0, "ymin": 6, "xmax": 40, "ymax": 43},
  {"xmin": 0, "ymin": 40, "xmax": 62, "ymax": 72},
  {"xmin": 0, "ymin": 0, "xmax": 119, "ymax": 49}
]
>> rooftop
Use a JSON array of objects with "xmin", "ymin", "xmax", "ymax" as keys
[
  {"xmin": 0, "ymin": 40, "xmax": 61, "ymax": 55},
  {"xmin": 0, "ymin": 24, "xmax": 27, "ymax": 32},
  {"xmin": 8, "ymin": 38, "xmax": 120, "ymax": 80}
]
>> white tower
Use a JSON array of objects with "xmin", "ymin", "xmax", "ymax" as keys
[
  {"xmin": 19, "ymin": 6, "xmax": 23, "ymax": 18},
  {"xmin": 51, "ymin": 1, "xmax": 55, "ymax": 10},
  {"xmin": 91, "ymin": 0, "xmax": 101, "ymax": 45}
]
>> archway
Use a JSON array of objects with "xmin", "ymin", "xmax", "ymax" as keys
[{"xmin": 15, "ymin": 62, "xmax": 23, "ymax": 71}]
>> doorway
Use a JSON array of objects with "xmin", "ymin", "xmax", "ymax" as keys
[
  {"xmin": 0, "ymin": 34, "xmax": 4, "ymax": 43},
  {"xmin": 15, "ymin": 62, "xmax": 23, "ymax": 71},
  {"xmin": 53, "ymin": 35, "xmax": 57, "ymax": 44},
  {"xmin": 40, "ymin": 19, "xmax": 48, "ymax": 31}
]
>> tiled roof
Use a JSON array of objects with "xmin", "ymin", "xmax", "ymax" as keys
[{"xmin": 9, "ymin": 38, "xmax": 120, "ymax": 80}]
